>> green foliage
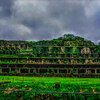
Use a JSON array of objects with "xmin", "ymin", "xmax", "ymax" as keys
[
  {"xmin": 1, "ymin": 77, "xmax": 100, "ymax": 99},
  {"xmin": 9, "ymin": 71, "xmax": 15, "ymax": 74},
  {"xmin": 70, "ymin": 47, "xmax": 80, "ymax": 54},
  {"xmin": 26, "ymin": 34, "xmax": 95, "ymax": 47},
  {"xmin": 0, "ymin": 62, "xmax": 16, "ymax": 64},
  {"xmin": 0, "ymin": 82, "xmax": 100, "ymax": 100}
]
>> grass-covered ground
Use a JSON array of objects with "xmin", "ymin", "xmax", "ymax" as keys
[
  {"xmin": 0, "ymin": 76, "xmax": 100, "ymax": 100},
  {"xmin": 0, "ymin": 76, "xmax": 100, "ymax": 84}
]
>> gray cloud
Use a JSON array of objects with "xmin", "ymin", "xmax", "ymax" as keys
[
  {"xmin": 0, "ymin": 0, "xmax": 100, "ymax": 43},
  {"xmin": 0, "ymin": 0, "xmax": 14, "ymax": 17}
]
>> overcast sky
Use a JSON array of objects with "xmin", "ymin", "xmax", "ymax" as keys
[{"xmin": 0, "ymin": 0, "xmax": 100, "ymax": 43}]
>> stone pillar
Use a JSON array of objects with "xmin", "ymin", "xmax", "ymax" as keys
[
  {"xmin": 76, "ymin": 69, "xmax": 78, "ymax": 73},
  {"xmin": 33, "ymin": 68, "xmax": 37, "ymax": 73},
  {"xmin": 9, "ymin": 68, "xmax": 11, "ymax": 72},
  {"xmin": 28, "ymin": 69, "xmax": 30, "ymax": 73},
  {"xmin": 38, "ymin": 69, "xmax": 40, "ymax": 73},
  {"xmin": 0, "ymin": 68, "xmax": 2, "ymax": 73},
  {"xmin": 19, "ymin": 68, "xmax": 21, "ymax": 73},
  {"xmin": 61, "ymin": 47, "xmax": 65, "ymax": 54},
  {"xmin": 52, "ymin": 69, "xmax": 55, "ymax": 73},
  {"xmin": 66, "ymin": 69, "xmax": 68, "ymax": 73},
  {"xmin": 88, "ymin": 69, "xmax": 91, "ymax": 74},
  {"xmin": 86, "ymin": 69, "xmax": 91, "ymax": 74},
  {"xmin": 86, "ymin": 69, "xmax": 88, "ymax": 74},
  {"xmin": 69, "ymin": 69, "xmax": 71, "ymax": 74},
  {"xmin": 95, "ymin": 69, "xmax": 97, "ymax": 74},
  {"xmin": 57, "ymin": 69, "xmax": 59, "ymax": 73},
  {"xmin": 15, "ymin": 68, "xmax": 18, "ymax": 73}
]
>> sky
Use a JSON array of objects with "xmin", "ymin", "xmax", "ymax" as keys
[{"xmin": 0, "ymin": 0, "xmax": 100, "ymax": 44}]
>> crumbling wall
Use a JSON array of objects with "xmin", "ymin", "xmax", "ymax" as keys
[{"xmin": 81, "ymin": 47, "xmax": 91, "ymax": 54}]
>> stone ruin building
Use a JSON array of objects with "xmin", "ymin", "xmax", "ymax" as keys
[{"xmin": 0, "ymin": 34, "xmax": 100, "ymax": 77}]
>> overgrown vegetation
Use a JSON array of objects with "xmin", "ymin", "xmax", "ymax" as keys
[{"xmin": 0, "ymin": 76, "xmax": 100, "ymax": 100}]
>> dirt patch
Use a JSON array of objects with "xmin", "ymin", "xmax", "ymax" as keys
[
  {"xmin": 91, "ymin": 87, "xmax": 98, "ymax": 93},
  {"xmin": 80, "ymin": 89, "xmax": 88, "ymax": 93},
  {"xmin": 80, "ymin": 86, "xmax": 88, "ymax": 93},
  {"xmin": 4, "ymin": 87, "xmax": 14, "ymax": 94},
  {"xmin": 24, "ymin": 85, "xmax": 27, "ymax": 87},
  {"xmin": 28, "ymin": 87, "xmax": 32, "ymax": 91},
  {"xmin": 4, "ymin": 87, "xmax": 18, "ymax": 94}
]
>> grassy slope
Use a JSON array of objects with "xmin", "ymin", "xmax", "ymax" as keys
[
  {"xmin": 0, "ymin": 76, "xmax": 100, "ymax": 99},
  {"xmin": 0, "ymin": 76, "xmax": 100, "ymax": 92},
  {"xmin": 0, "ymin": 76, "xmax": 100, "ymax": 84}
]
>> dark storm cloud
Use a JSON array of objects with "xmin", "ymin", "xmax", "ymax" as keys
[
  {"xmin": 0, "ymin": 0, "xmax": 100, "ymax": 43},
  {"xmin": 0, "ymin": 0, "xmax": 14, "ymax": 17},
  {"xmin": 47, "ymin": 1, "xmax": 87, "ymax": 33}
]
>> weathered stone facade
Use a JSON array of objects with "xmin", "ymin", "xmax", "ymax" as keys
[{"xmin": 0, "ymin": 39, "xmax": 100, "ymax": 77}]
